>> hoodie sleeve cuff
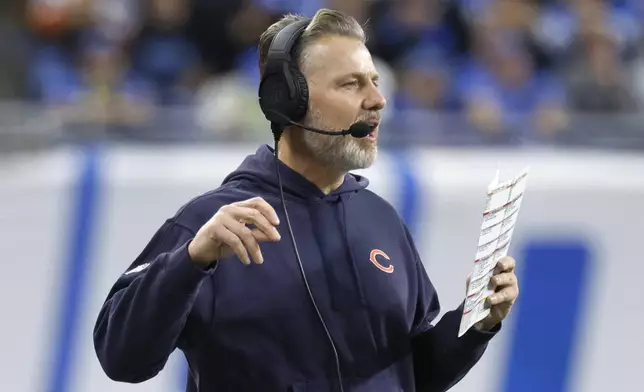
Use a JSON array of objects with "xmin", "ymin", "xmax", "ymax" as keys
[
  {"xmin": 165, "ymin": 240, "xmax": 216, "ymax": 290},
  {"xmin": 455, "ymin": 301, "xmax": 501, "ymax": 345},
  {"xmin": 461, "ymin": 321, "xmax": 501, "ymax": 344}
]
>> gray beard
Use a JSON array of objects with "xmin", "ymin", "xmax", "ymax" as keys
[{"xmin": 300, "ymin": 108, "xmax": 377, "ymax": 173}]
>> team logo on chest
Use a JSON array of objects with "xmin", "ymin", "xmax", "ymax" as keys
[{"xmin": 369, "ymin": 249, "xmax": 394, "ymax": 274}]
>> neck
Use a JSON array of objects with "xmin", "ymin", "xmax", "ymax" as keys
[{"xmin": 276, "ymin": 135, "xmax": 344, "ymax": 195}]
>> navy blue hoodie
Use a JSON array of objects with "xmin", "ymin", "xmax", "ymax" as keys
[{"xmin": 94, "ymin": 145, "xmax": 499, "ymax": 392}]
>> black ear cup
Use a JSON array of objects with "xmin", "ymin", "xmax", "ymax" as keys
[
  {"xmin": 289, "ymin": 67, "xmax": 309, "ymax": 123},
  {"xmin": 258, "ymin": 66, "xmax": 309, "ymax": 126},
  {"xmin": 259, "ymin": 75, "xmax": 291, "ymax": 125},
  {"xmin": 258, "ymin": 19, "xmax": 312, "ymax": 128}
]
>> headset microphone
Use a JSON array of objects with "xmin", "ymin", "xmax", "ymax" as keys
[
  {"xmin": 267, "ymin": 109, "xmax": 374, "ymax": 139},
  {"xmin": 297, "ymin": 120, "xmax": 373, "ymax": 138},
  {"xmin": 343, "ymin": 122, "xmax": 372, "ymax": 138}
]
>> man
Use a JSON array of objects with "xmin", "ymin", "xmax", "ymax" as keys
[{"xmin": 93, "ymin": 9, "xmax": 520, "ymax": 392}]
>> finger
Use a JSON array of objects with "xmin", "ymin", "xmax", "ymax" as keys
[
  {"xmin": 494, "ymin": 256, "xmax": 516, "ymax": 273},
  {"xmin": 228, "ymin": 206, "xmax": 281, "ymax": 242},
  {"xmin": 487, "ymin": 286, "xmax": 518, "ymax": 306},
  {"xmin": 490, "ymin": 272, "xmax": 517, "ymax": 289},
  {"xmin": 224, "ymin": 218, "xmax": 264, "ymax": 265},
  {"xmin": 212, "ymin": 225, "xmax": 251, "ymax": 265},
  {"xmin": 237, "ymin": 197, "xmax": 280, "ymax": 226},
  {"xmin": 250, "ymin": 228, "xmax": 272, "ymax": 243}
]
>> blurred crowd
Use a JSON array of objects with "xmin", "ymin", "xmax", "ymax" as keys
[{"xmin": 1, "ymin": 0, "xmax": 644, "ymax": 145}]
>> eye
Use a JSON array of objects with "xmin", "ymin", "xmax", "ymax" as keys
[{"xmin": 343, "ymin": 80, "xmax": 359, "ymax": 88}]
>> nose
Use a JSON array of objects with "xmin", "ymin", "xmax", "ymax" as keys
[{"xmin": 362, "ymin": 84, "xmax": 386, "ymax": 112}]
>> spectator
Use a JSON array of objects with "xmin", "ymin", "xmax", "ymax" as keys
[
  {"xmin": 565, "ymin": 26, "xmax": 640, "ymax": 113},
  {"xmin": 46, "ymin": 33, "xmax": 156, "ymax": 128},
  {"xmin": 458, "ymin": 0, "xmax": 568, "ymax": 139},
  {"xmin": 459, "ymin": 47, "xmax": 568, "ymax": 137},
  {"xmin": 368, "ymin": 0, "xmax": 455, "ymax": 66},
  {"xmin": 532, "ymin": 0, "xmax": 642, "ymax": 66},
  {"xmin": 186, "ymin": 0, "xmax": 273, "ymax": 76},
  {"xmin": 394, "ymin": 46, "xmax": 459, "ymax": 112},
  {"xmin": 27, "ymin": 0, "xmax": 87, "ymax": 102},
  {"xmin": 391, "ymin": 46, "xmax": 461, "ymax": 145},
  {"xmin": 131, "ymin": 0, "xmax": 204, "ymax": 106}
]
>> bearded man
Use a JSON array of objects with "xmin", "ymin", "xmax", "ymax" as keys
[{"xmin": 93, "ymin": 8, "xmax": 519, "ymax": 392}]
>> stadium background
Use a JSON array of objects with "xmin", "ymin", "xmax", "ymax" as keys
[{"xmin": 0, "ymin": 1, "xmax": 643, "ymax": 392}]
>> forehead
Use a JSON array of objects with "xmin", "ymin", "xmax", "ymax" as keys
[{"xmin": 302, "ymin": 35, "xmax": 377, "ymax": 80}]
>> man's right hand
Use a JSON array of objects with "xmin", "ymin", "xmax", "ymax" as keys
[{"xmin": 188, "ymin": 197, "xmax": 281, "ymax": 268}]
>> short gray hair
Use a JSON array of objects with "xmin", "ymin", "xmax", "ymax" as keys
[{"xmin": 258, "ymin": 9, "xmax": 366, "ymax": 77}]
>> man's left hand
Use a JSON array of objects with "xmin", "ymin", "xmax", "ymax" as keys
[{"xmin": 473, "ymin": 256, "xmax": 519, "ymax": 332}]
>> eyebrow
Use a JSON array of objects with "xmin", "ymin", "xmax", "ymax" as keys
[{"xmin": 341, "ymin": 72, "xmax": 380, "ymax": 82}]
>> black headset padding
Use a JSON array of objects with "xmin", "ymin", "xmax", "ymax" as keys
[{"xmin": 258, "ymin": 19, "xmax": 311, "ymax": 126}]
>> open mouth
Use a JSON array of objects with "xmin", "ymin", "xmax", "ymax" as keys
[{"xmin": 366, "ymin": 122, "xmax": 379, "ymax": 139}]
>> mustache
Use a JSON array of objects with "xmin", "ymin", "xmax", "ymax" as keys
[{"xmin": 357, "ymin": 115, "xmax": 381, "ymax": 123}]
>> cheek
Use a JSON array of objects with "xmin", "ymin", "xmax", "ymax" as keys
[{"xmin": 311, "ymin": 90, "xmax": 360, "ymax": 122}]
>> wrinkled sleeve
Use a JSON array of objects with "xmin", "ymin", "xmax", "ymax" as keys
[
  {"xmin": 93, "ymin": 220, "xmax": 213, "ymax": 383},
  {"xmin": 404, "ymin": 224, "xmax": 500, "ymax": 392}
]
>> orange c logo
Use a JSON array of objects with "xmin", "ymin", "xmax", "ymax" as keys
[{"xmin": 370, "ymin": 249, "xmax": 394, "ymax": 274}]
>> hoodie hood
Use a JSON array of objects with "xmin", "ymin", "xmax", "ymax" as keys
[{"xmin": 222, "ymin": 144, "xmax": 369, "ymax": 202}]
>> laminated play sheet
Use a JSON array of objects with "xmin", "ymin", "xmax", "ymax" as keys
[{"xmin": 458, "ymin": 167, "xmax": 529, "ymax": 337}]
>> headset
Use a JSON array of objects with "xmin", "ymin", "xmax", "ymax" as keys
[
  {"xmin": 258, "ymin": 18, "xmax": 346, "ymax": 392},
  {"xmin": 258, "ymin": 19, "xmax": 312, "ymax": 137},
  {"xmin": 258, "ymin": 19, "xmax": 372, "ymax": 141}
]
